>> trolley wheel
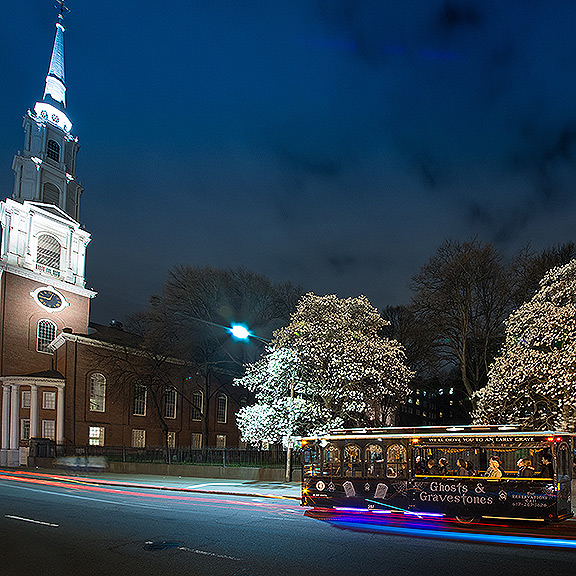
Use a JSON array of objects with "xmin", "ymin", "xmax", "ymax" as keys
[{"xmin": 455, "ymin": 515, "xmax": 479, "ymax": 524}]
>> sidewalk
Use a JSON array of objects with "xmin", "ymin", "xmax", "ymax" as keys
[{"xmin": 16, "ymin": 467, "xmax": 302, "ymax": 501}]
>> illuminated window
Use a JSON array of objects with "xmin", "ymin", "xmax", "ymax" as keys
[
  {"xmin": 42, "ymin": 391, "xmax": 56, "ymax": 410},
  {"xmin": 344, "ymin": 443, "xmax": 362, "ymax": 477},
  {"xmin": 89, "ymin": 373, "xmax": 106, "ymax": 412},
  {"xmin": 47, "ymin": 139, "xmax": 60, "ymax": 161},
  {"xmin": 132, "ymin": 429, "xmax": 146, "ymax": 448},
  {"xmin": 43, "ymin": 182, "xmax": 60, "ymax": 205},
  {"xmin": 164, "ymin": 387, "xmax": 177, "ymax": 419},
  {"xmin": 365, "ymin": 444, "xmax": 385, "ymax": 477},
  {"xmin": 89, "ymin": 426, "xmax": 105, "ymax": 446},
  {"xmin": 21, "ymin": 419, "xmax": 30, "ymax": 440},
  {"xmin": 216, "ymin": 394, "xmax": 228, "ymax": 424},
  {"xmin": 133, "ymin": 383, "xmax": 147, "ymax": 416},
  {"xmin": 216, "ymin": 434, "xmax": 226, "ymax": 449},
  {"xmin": 37, "ymin": 234, "xmax": 61, "ymax": 271},
  {"xmin": 22, "ymin": 390, "xmax": 31, "ymax": 409},
  {"xmin": 386, "ymin": 443, "xmax": 407, "ymax": 478},
  {"xmin": 42, "ymin": 420, "xmax": 55, "ymax": 440},
  {"xmin": 191, "ymin": 433, "xmax": 202, "ymax": 450},
  {"xmin": 191, "ymin": 391, "xmax": 203, "ymax": 421},
  {"xmin": 167, "ymin": 432, "xmax": 176, "ymax": 448},
  {"xmin": 37, "ymin": 319, "xmax": 56, "ymax": 352}
]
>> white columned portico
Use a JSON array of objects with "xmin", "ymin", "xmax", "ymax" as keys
[
  {"xmin": 9, "ymin": 383, "xmax": 20, "ymax": 449},
  {"xmin": 30, "ymin": 384, "xmax": 39, "ymax": 438},
  {"xmin": 56, "ymin": 384, "xmax": 65, "ymax": 444},
  {"xmin": 1, "ymin": 384, "xmax": 11, "ymax": 450}
]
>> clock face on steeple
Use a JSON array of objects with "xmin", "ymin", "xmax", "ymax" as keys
[{"xmin": 30, "ymin": 286, "xmax": 69, "ymax": 312}]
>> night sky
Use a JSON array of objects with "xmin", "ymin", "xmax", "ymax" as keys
[{"xmin": 2, "ymin": 1, "xmax": 576, "ymax": 325}]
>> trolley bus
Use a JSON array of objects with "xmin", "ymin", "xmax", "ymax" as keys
[{"xmin": 299, "ymin": 426, "xmax": 574, "ymax": 522}]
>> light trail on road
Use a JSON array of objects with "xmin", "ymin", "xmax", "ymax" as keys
[{"xmin": 0, "ymin": 469, "xmax": 295, "ymax": 515}]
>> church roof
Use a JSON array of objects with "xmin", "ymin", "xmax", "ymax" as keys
[
  {"xmin": 26, "ymin": 201, "xmax": 81, "ymax": 225},
  {"xmin": 84, "ymin": 322, "xmax": 142, "ymax": 347},
  {"xmin": 21, "ymin": 370, "xmax": 65, "ymax": 380}
]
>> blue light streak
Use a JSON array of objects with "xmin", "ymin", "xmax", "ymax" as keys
[{"xmin": 331, "ymin": 519, "xmax": 576, "ymax": 549}]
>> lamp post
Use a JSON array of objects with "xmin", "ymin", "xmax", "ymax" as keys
[
  {"xmin": 187, "ymin": 318, "xmax": 297, "ymax": 482},
  {"xmin": 229, "ymin": 325, "xmax": 296, "ymax": 483}
]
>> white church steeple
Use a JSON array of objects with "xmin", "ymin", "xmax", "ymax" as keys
[
  {"xmin": 11, "ymin": 5, "xmax": 83, "ymax": 222},
  {"xmin": 1, "ymin": 6, "xmax": 93, "ymax": 294}
]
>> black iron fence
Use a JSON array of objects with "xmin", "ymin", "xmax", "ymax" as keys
[{"xmin": 51, "ymin": 443, "xmax": 300, "ymax": 468}]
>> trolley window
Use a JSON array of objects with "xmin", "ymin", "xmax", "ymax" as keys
[
  {"xmin": 365, "ymin": 444, "xmax": 385, "ymax": 478},
  {"xmin": 386, "ymin": 443, "xmax": 407, "ymax": 478}
]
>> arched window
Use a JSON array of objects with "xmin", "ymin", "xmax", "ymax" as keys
[
  {"xmin": 365, "ymin": 444, "xmax": 385, "ymax": 477},
  {"xmin": 43, "ymin": 182, "xmax": 60, "ymax": 205},
  {"xmin": 323, "ymin": 443, "xmax": 340, "ymax": 476},
  {"xmin": 344, "ymin": 443, "xmax": 362, "ymax": 477},
  {"xmin": 47, "ymin": 139, "xmax": 60, "ymax": 162},
  {"xmin": 37, "ymin": 319, "xmax": 56, "ymax": 352},
  {"xmin": 37, "ymin": 234, "xmax": 61, "ymax": 272},
  {"xmin": 191, "ymin": 390, "xmax": 203, "ymax": 421},
  {"xmin": 89, "ymin": 373, "xmax": 106, "ymax": 412},
  {"xmin": 217, "ymin": 394, "xmax": 228, "ymax": 424},
  {"xmin": 386, "ymin": 443, "xmax": 407, "ymax": 479}
]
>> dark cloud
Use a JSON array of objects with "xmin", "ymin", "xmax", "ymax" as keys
[{"xmin": 2, "ymin": 1, "xmax": 576, "ymax": 323}]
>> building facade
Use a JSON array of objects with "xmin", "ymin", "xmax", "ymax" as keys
[{"xmin": 0, "ymin": 13, "xmax": 242, "ymax": 466}]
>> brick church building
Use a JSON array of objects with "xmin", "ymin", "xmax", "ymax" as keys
[{"xmin": 0, "ymin": 12, "xmax": 242, "ymax": 466}]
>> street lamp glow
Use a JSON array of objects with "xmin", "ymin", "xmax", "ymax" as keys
[{"xmin": 229, "ymin": 324, "xmax": 250, "ymax": 340}]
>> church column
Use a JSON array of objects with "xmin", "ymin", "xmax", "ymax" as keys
[
  {"xmin": 9, "ymin": 384, "xmax": 20, "ymax": 449},
  {"xmin": 30, "ymin": 384, "xmax": 39, "ymax": 438},
  {"xmin": 56, "ymin": 384, "xmax": 65, "ymax": 443},
  {"xmin": 1, "ymin": 384, "xmax": 10, "ymax": 450}
]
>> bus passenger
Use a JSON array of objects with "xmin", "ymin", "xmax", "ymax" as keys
[
  {"xmin": 484, "ymin": 456, "xmax": 503, "ymax": 478},
  {"xmin": 517, "ymin": 458, "xmax": 534, "ymax": 477},
  {"xmin": 438, "ymin": 458, "xmax": 449, "ymax": 475},
  {"xmin": 456, "ymin": 459, "xmax": 468, "ymax": 476},
  {"xmin": 537, "ymin": 455, "xmax": 554, "ymax": 479},
  {"xmin": 415, "ymin": 455, "xmax": 426, "ymax": 475},
  {"xmin": 427, "ymin": 459, "xmax": 441, "ymax": 475},
  {"xmin": 465, "ymin": 461, "xmax": 475, "ymax": 476}
]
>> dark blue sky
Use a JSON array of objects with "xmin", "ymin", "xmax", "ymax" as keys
[{"xmin": 2, "ymin": 1, "xmax": 576, "ymax": 324}]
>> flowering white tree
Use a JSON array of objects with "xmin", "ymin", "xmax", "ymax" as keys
[
  {"xmin": 474, "ymin": 260, "xmax": 576, "ymax": 431},
  {"xmin": 234, "ymin": 293, "xmax": 414, "ymax": 444}
]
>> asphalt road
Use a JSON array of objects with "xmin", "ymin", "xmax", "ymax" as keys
[{"xmin": 1, "ymin": 473, "xmax": 576, "ymax": 576}]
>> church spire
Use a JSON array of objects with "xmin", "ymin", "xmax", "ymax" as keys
[
  {"xmin": 43, "ymin": 13, "xmax": 67, "ymax": 109},
  {"xmin": 33, "ymin": 2, "xmax": 72, "ymax": 132}
]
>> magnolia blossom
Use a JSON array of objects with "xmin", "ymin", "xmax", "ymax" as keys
[
  {"xmin": 474, "ymin": 260, "xmax": 576, "ymax": 431},
  {"xmin": 235, "ymin": 293, "xmax": 413, "ymax": 444}
]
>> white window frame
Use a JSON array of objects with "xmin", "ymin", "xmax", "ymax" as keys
[
  {"xmin": 133, "ymin": 383, "xmax": 147, "ymax": 416},
  {"xmin": 167, "ymin": 431, "xmax": 176, "ymax": 448},
  {"xmin": 89, "ymin": 373, "xmax": 106, "ymax": 412},
  {"xmin": 216, "ymin": 394, "xmax": 228, "ymax": 424},
  {"xmin": 191, "ymin": 390, "xmax": 203, "ymax": 421},
  {"xmin": 21, "ymin": 419, "xmax": 31, "ymax": 440},
  {"xmin": 191, "ymin": 433, "xmax": 202, "ymax": 450},
  {"xmin": 36, "ymin": 234, "xmax": 61, "ymax": 271},
  {"xmin": 37, "ymin": 319, "xmax": 57, "ymax": 353},
  {"xmin": 22, "ymin": 390, "xmax": 31, "ymax": 409},
  {"xmin": 42, "ymin": 391, "xmax": 56, "ymax": 410},
  {"xmin": 42, "ymin": 419, "xmax": 56, "ymax": 440},
  {"xmin": 216, "ymin": 434, "xmax": 226, "ymax": 449},
  {"xmin": 89, "ymin": 426, "xmax": 105, "ymax": 446},
  {"xmin": 132, "ymin": 429, "xmax": 146, "ymax": 448},
  {"xmin": 164, "ymin": 387, "xmax": 177, "ymax": 419}
]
